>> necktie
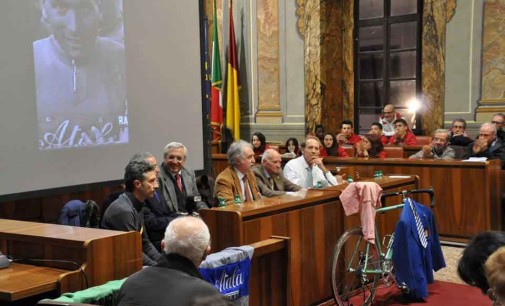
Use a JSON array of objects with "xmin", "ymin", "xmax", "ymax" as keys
[
  {"xmin": 408, "ymin": 199, "xmax": 427, "ymax": 248},
  {"xmin": 269, "ymin": 177, "xmax": 274, "ymax": 190},
  {"xmin": 306, "ymin": 167, "xmax": 313, "ymax": 188},
  {"xmin": 243, "ymin": 175, "xmax": 253, "ymax": 202},
  {"xmin": 176, "ymin": 174, "xmax": 183, "ymax": 192},
  {"xmin": 154, "ymin": 190, "xmax": 160, "ymax": 202}
]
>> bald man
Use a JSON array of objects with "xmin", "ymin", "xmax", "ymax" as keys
[
  {"xmin": 118, "ymin": 216, "xmax": 222, "ymax": 305},
  {"xmin": 379, "ymin": 104, "xmax": 405, "ymax": 138},
  {"xmin": 253, "ymin": 149, "xmax": 303, "ymax": 197}
]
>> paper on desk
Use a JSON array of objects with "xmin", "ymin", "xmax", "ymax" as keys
[
  {"xmin": 388, "ymin": 175, "xmax": 412, "ymax": 178},
  {"xmin": 462, "ymin": 157, "xmax": 487, "ymax": 162}
]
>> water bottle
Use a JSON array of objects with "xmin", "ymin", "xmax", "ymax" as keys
[
  {"xmin": 347, "ymin": 176, "xmax": 354, "ymax": 183},
  {"xmin": 234, "ymin": 194, "xmax": 242, "ymax": 205},
  {"xmin": 218, "ymin": 197, "xmax": 226, "ymax": 207}
]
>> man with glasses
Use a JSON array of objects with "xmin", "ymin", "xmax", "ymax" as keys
[
  {"xmin": 448, "ymin": 118, "xmax": 473, "ymax": 146},
  {"xmin": 409, "ymin": 129, "xmax": 455, "ymax": 160},
  {"xmin": 379, "ymin": 104, "xmax": 405, "ymax": 138},
  {"xmin": 466, "ymin": 123, "xmax": 505, "ymax": 169},
  {"xmin": 492, "ymin": 113, "xmax": 505, "ymax": 141},
  {"xmin": 145, "ymin": 142, "xmax": 208, "ymax": 239}
]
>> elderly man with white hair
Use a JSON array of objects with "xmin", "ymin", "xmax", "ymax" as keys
[
  {"xmin": 253, "ymin": 149, "xmax": 303, "ymax": 197},
  {"xmin": 466, "ymin": 122, "xmax": 505, "ymax": 169},
  {"xmin": 118, "ymin": 216, "xmax": 222, "ymax": 305},
  {"xmin": 214, "ymin": 140, "xmax": 261, "ymax": 205}
]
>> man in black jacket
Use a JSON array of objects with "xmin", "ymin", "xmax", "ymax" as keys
[
  {"xmin": 101, "ymin": 159, "xmax": 162, "ymax": 266},
  {"xmin": 118, "ymin": 216, "xmax": 222, "ymax": 306}
]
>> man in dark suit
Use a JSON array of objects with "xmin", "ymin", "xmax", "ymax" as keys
[
  {"xmin": 144, "ymin": 142, "xmax": 208, "ymax": 249},
  {"xmin": 118, "ymin": 216, "xmax": 222, "ymax": 306},
  {"xmin": 253, "ymin": 149, "xmax": 303, "ymax": 197}
]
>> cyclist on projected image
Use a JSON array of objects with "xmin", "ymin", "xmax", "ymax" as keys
[{"xmin": 33, "ymin": 0, "xmax": 127, "ymax": 150}]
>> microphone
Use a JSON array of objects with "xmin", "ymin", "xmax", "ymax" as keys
[{"xmin": 0, "ymin": 251, "xmax": 10, "ymax": 269}]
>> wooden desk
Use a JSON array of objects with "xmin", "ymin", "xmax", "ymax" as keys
[
  {"xmin": 201, "ymin": 176, "xmax": 417, "ymax": 306},
  {"xmin": 0, "ymin": 219, "xmax": 142, "ymax": 302},
  {"xmin": 323, "ymin": 158, "xmax": 503, "ymax": 242},
  {"xmin": 0, "ymin": 263, "xmax": 69, "ymax": 302}
]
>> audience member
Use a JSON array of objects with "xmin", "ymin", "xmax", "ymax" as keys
[
  {"xmin": 252, "ymin": 132, "xmax": 268, "ymax": 156},
  {"xmin": 321, "ymin": 133, "xmax": 349, "ymax": 157},
  {"xmin": 492, "ymin": 113, "xmax": 505, "ymax": 141},
  {"xmin": 379, "ymin": 104, "xmax": 404, "ymax": 137},
  {"xmin": 283, "ymin": 136, "xmax": 343, "ymax": 188},
  {"xmin": 458, "ymin": 231, "xmax": 505, "ymax": 294},
  {"xmin": 340, "ymin": 120, "xmax": 362, "ymax": 145},
  {"xmin": 466, "ymin": 123, "xmax": 505, "ymax": 169},
  {"xmin": 214, "ymin": 140, "xmax": 261, "ymax": 205},
  {"xmin": 253, "ymin": 149, "xmax": 303, "ymax": 197},
  {"xmin": 315, "ymin": 124, "xmax": 325, "ymax": 144},
  {"xmin": 485, "ymin": 246, "xmax": 505, "ymax": 305},
  {"xmin": 388, "ymin": 118, "xmax": 417, "ymax": 146},
  {"xmin": 336, "ymin": 133, "xmax": 347, "ymax": 146},
  {"xmin": 449, "ymin": 118, "xmax": 473, "ymax": 146},
  {"xmin": 283, "ymin": 137, "xmax": 300, "ymax": 158},
  {"xmin": 355, "ymin": 134, "xmax": 386, "ymax": 158},
  {"xmin": 101, "ymin": 158, "xmax": 162, "ymax": 266},
  {"xmin": 118, "ymin": 216, "xmax": 222, "ymax": 306},
  {"xmin": 369, "ymin": 122, "xmax": 389, "ymax": 145},
  {"xmin": 409, "ymin": 129, "xmax": 455, "ymax": 160}
]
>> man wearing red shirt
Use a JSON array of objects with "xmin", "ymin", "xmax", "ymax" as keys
[
  {"xmin": 389, "ymin": 118, "xmax": 417, "ymax": 146},
  {"xmin": 340, "ymin": 120, "xmax": 362, "ymax": 145}
]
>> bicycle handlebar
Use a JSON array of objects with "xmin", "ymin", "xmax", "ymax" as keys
[{"xmin": 381, "ymin": 187, "xmax": 435, "ymax": 208}]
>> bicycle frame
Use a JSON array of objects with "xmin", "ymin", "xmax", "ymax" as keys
[{"xmin": 347, "ymin": 188, "xmax": 435, "ymax": 278}]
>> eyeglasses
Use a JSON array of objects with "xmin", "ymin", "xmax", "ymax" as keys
[
  {"xmin": 383, "ymin": 111, "xmax": 393, "ymax": 114},
  {"xmin": 492, "ymin": 121, "xmax": 504, "ymax": 125}
]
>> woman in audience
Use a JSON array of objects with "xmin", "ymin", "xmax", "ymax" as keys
[
  {"xmin": 355, "ymin": 134, "xmax": 386, "ymax": 158},
  {"xmin": 283, "ymin": 137, "xmax": 300, "ymax": 157},
  {"xmin": 251, "ymin": 132, "xmax": 268, "ymax": 156},
  {"xmin": 485, "ymin": 246, "xmax": 505, "ymax": 305},
  {"xmin": 321, "ymin": 133, "xmax": 349, "ymax": 157}
]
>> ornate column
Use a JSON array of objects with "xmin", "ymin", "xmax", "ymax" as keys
[
  {"xmin": 421, "ymin": 0, "xmax": 456, "ymax": 136},
  {"xmin": 297, "ymin": 0, "xmax": 342, "ymax": 134},
  {"xmin": 255, "ymin": 0, "xmax": 282, "ymax": 124},
  {"xmin": 476, "ymin": 0, "xmax": 505, "ymax": 121}
]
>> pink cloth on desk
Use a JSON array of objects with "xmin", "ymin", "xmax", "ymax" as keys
[{"xmin": 340, "ymin": 182, "xmax": 383, "ymax": 244}]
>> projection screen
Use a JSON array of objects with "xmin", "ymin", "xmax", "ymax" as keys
[{"xmin": 0, "ymin": 0, "xmax": 204, "ymax": 197}]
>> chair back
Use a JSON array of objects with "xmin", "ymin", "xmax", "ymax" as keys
[
  {"xmin": 59, "ymin": 200, "xmax": 100, "ymax": 228},
  {"xmin": 39, "ymin": 278, "xmax": 126, "ymax": 306},
  {"xmin": 416, "ymin": 136, "xmax": 432, "ymax": 145},
  {"xmin": 342, "ymin": 145, "xmax": 355, "ymax": 157},
  {"xmin": 199, "ymin": 246, "xmax": 254, "ymax": 305},
  {"xmin": 383, "ymin": 146, "xmax": 404, "ymax": 158}
]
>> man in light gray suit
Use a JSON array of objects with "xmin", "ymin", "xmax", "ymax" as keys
[
  {"xmin": 253, "ymin": 149, "xmax": 303, "ymax": 197},
  {"xmin": 158, "ymin": 142, "xmax": 208, "ymax": 214},
  {"xmin": 143, "ymin": 142, "xmax": 208, "ymax": 249}
]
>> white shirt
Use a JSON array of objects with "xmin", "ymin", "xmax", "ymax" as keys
[{"xmin": 283, "ymin": 156, "xmax": 338, "ymax": 188}]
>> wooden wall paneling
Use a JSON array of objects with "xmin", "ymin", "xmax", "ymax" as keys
[
  {"xmin": 249, "ymin": 238, "xmax": 289, "ymax": 306},
  {"xmin": 323, "ymin": 158, "xmax": 502, "ymax": 241}
]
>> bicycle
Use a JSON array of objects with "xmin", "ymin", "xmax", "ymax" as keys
[{"xmin": 330, "ymin": 188, "xmax": 435, "ymax": 306}]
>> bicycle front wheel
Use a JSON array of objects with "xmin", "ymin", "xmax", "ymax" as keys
[{"xmin": 331, "ymin": 227, "xmax": 380, "ymax": 306}]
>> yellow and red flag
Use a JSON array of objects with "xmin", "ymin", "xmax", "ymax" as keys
[{"xmin": 225, "ymin": 0, "xmax": 240, "ymax": 141}]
